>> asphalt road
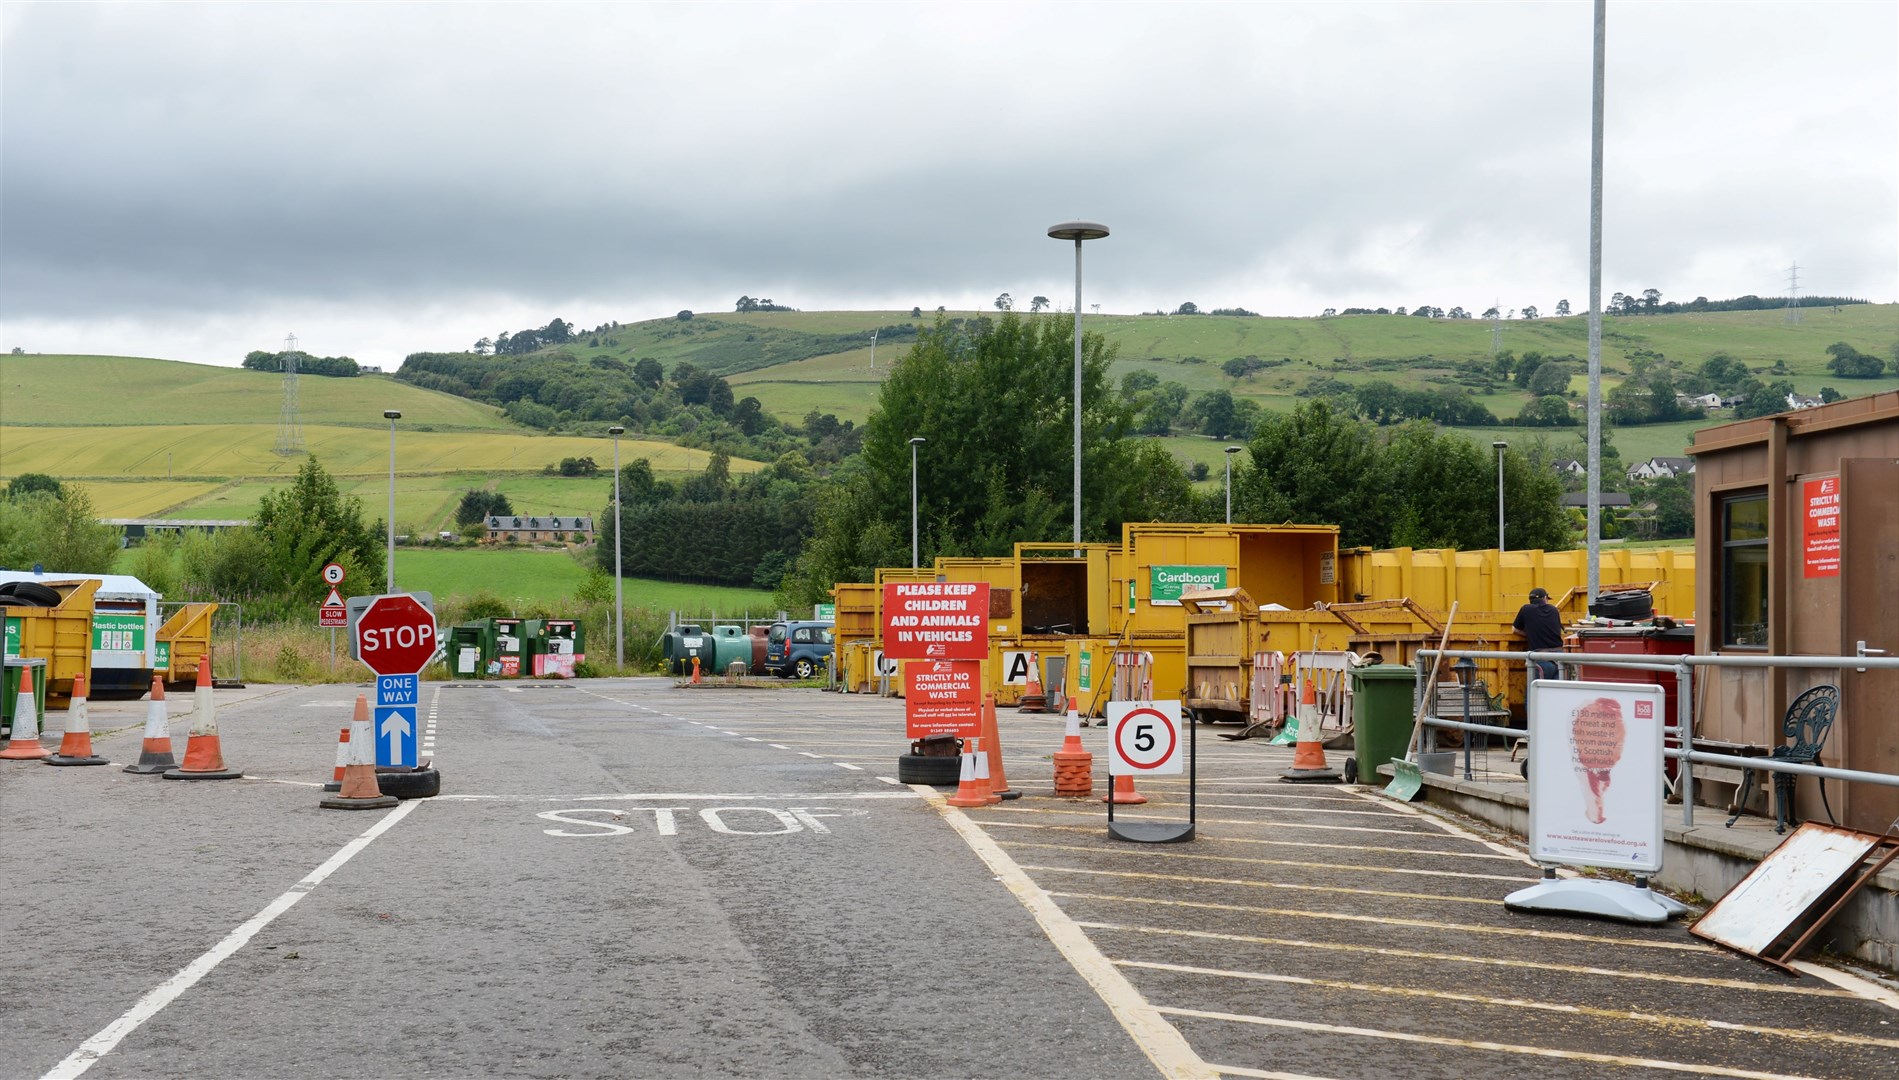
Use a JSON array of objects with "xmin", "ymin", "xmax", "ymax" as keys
[{"xmin": 5, "ymin": 678, "xmax": 1898, "ymax": 1080}]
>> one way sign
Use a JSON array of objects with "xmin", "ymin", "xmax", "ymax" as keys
[{"xmin": 375, "ymin": 672, "xmax": 420, "ymax": 767}]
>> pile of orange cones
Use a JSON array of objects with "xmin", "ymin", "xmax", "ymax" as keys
[
  {"xmin": 46, "ymin": 672, "xmax": 108, "ymax": 766},
  {"xmin": 1, "ymin": 673, "xmax": 51, "ymax": 761},
  {"xmin": 1052, "ymin": 696, "xmax": 1093, "ymax": 797},
  {"xmin": 123, "ymin": 675, "xmax": 179, "ymax": 774},
  {"xmin": 1280, "ymin": 677, "xmax": 1341, "ymax": 784},
  {"xmin": 320, "ymin": 695, "xmax": 398, "ymax": 810},
  {"xmin": 946, "ymin": 738, "xmax": 1001, "ymax": 808},
  {"xmin": 163, "ymin": 659, "xmax": 242, "ymax": 781},
  {"xmin": 978, "ymin": 694, "xmax": 1018, "ymax": 801}
]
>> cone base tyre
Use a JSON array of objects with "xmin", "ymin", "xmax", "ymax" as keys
[
  {"xmin": 319, "ymin": 793, "xmax": 399, "ymax": 810},
  {"xmin": 896, "ymin": 753, "xmax": 962, "ymax": 786},
  {"xmin": 793, "ymin": 659, "xmax": 816, "ymax": 679},
  {"xmin": 375, "ymin": 766, "xmax": 442, "ymax": 800},
  {"xmin": 46, "ymin": 754, "xmax": 110, "ymax": 766},
  {"xmin": 162, "ymin": 767, "xmax": 243, "ymax": 780}
]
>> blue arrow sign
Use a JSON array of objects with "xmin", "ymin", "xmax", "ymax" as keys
[{"xmin": 375, "ymin": 673, "xmax": 420, "ymax": 767}]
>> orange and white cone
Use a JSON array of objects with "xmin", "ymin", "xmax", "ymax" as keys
[
  {"xmin": 322, "ymin": 725, "xmax": 350, "ymax": 791},
  {"xmin": 320, "ymin": 694, "xmax": 398, "ymax": 810},
  {"xmin": 979, "ymin": 694, "xmax": 1019, "ymax": 801},
  {"xmin": 163, "ymin": 659, "xmax": 241, "ymax": 780},
  {"xmin": 1018, "ymin": 653, "xmax": 1046, "ymax": 713},
  {"xmin": 1, "ymin": 674, "xmax": 51, "ymax": 761},
  {"xmin": 123, "ymin": 676, "xmax": 179, "ymax": 774},
  {"xmin": 46, "ymin": 672, "xmax": 108, "ymax": 766},
  {"xmin": 946, "ymin": 741, "xmax": 996, "ymax": 808},
  {"xmin": 1281, "ymin": 677, "xmax": 1341, "ymax": 784},
  {"xmin": 1053, "ymin": 695, "xmax": 1093, "ymax": 797}
]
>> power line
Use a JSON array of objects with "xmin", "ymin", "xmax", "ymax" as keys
[
  {"xmin": 275, "ymin": 332, "xmax": 304, "ymax": 455},
  {"xmin": 1784, "ymin": 262, "xmax": 1802, "ymax": 324}
]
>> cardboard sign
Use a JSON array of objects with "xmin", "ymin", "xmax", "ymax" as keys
[
  {"xmin": 1526, "ymin": 679, "xmax": 1665, "ymax": 874},
  {"xmin": 1802, "ymin": 476, "xmax": 1841, "ymax": 578},
  {"xmin": 1149, "ymin": 565, "xmax": 1226, "ymax": 605},
  {"xmin": 882, "ymin": 582, "xmax": 989, "ymax": 661},
  {"xmin": 905, "ymin": 660, "xmax": 982, "ymax": 738}
]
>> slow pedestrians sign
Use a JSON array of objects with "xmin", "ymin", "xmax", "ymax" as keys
[{"xmin": 319, "ymin": 586, "xmax": 347, "ymax": 628}]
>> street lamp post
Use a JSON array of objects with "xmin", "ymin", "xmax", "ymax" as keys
[
  {"xmin": 383, "ymin": 410, "xmax": 401, "ymax": 591},
  {"xmin": 1047, "ymin": 220, "xmax": 1110, "ymax": 549},
  {"xmin": 1224, "ymin": 446, "xmax": 1242, "ymax": 524},
  {"xmin": 909, "ymin": 437, "xmax": 926, "ymax": 569},
  {"xmin": 1493, "ymin": 441, "xmax": 1508, "ymax": 552},
  {"xmin": 608, "ymin": 426, "xmax": 625, "ymax": 669}
]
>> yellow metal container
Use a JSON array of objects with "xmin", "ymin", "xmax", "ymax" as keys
[
  {"xmin": 155, "ymin": 603, "xmax": 220, "ymax": 686},
  {"xmin": 830, "ymin": 582, "xmax": 879, "ymax": 647},
  {"xmin": 1182, "ymin": 588, "xmax": 1263, "ymax": 719},
  {"xmin": 1116, "ymin": 523, "xmax": 1341, "ymax": 643},
  {"xmin": 1336, "ymin": 546, "xmax": 1695, "ymax": 618},
  {"xmin": 1, "ymin": 578, "xmax": 98, "ymax": 708}
]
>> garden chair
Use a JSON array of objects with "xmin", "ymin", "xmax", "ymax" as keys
[{"xmin": 1726, "ymin": 684, "xmax": 1838, "ymax": 834}]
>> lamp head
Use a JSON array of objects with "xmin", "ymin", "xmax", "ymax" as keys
[
  {"xmin": 1493, "ymin": 440, "xmax": 1508, "ymax": 450},
  {"xmin": 384, "ymin": 410, "xmax": 402, "ymax": 420},
  {"xmin": 909, "ymin": 436, "xmax": 926, "ymax": 446},
  {"xmin": 1453, "ymin": 656, "xmax": 1477, "ymax": 685},
  {"xmin": 608, "ymin": 426, "xmax": 625, "ymax": 436},
  {"xmin": 1224, "ymin": 446, "xmax": 1242, "ymax": 456},
  {"xmin": 1047, "ymin": 220, "xmax": 1110, "ymax": 242}
]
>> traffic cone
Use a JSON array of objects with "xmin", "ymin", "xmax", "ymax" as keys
[
  {"xmin": 1281, "ymin": 677, "xmax": 1341, "ymax": 784},
  {"xmin": 979, "ymin": 694, "xmax": 1019, "ymax": 800},
  {"xmin": 946, "ymin": 741, "xmax": 995, "ymax": 808},
  {"xmin": 1104, "ymin": 773, "xmax": 1147, "ymax": 804},
  {"xmin": 46, "ymin": 672, "xmax": 108, "ymax": 766},
  {"xmin": 691, "ymin": 656, "xmax": 702, "ymax": 685},
  {"xmin": 1053, "ymin": 695, "xmax": 1093, "ymax": 797},
  {"xmin": 123, "ymin": 676, "xmax": 179, "ymax": 774},
  {"xmin": 320, "ymin": 695, "xmax": 398, "ymax": 810},
  {"xmin": 322, "ymin": 725, "xmax": 350, "ymax": 791},
  {"xmin": 1018, "ymin": 653, "xmax": 1046, "ymax": 713},
  {"xmin": 163, "ymin": 659, "xmax": 241, "ymax": 780},
  {"xmin": 1, "ymin": 675, "xmax": 51, "ymax": 760}
]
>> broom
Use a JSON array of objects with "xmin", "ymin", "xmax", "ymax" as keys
[{"xmin": 1384, "ymin": 601, "xmax": 1458, "ymax": 801}]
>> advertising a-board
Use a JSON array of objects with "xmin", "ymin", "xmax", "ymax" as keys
[{"xmin": 1526, "ymin": 679, "xmax": 1665, "ymax": 873}]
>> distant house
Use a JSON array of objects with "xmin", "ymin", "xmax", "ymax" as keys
[
  {"xmin": 1785, "ymin": 391, "xmax": 1823, "ymax": 411},
  {"xmin": 1680, "ymin": 392, "xmax": 1724, "ymax": 409},
  {"xmin": 1549, "ymin": 458, "xmax": 1586, "ymax": 477},
  {"xmin": 1560, "ymin": 491, "xmax": 1633, "ymax": 509},
  {"xmin": 486, "ymin": 515, "xmax": 595, "ymax": 544},
  {"xmin": 1626, "ymin": 456, "xmax": 1696, "ymax": 483}
]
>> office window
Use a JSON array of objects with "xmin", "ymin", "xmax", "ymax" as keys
[{"xmin": 1721, "ymin": 492, "xmax": 1769, "ymax": 647}]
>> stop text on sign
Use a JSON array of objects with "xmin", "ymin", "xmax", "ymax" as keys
[
  {"xmin": 362, "ymin": 623, "xmax": 436, "ymax": 653},
  {"xmin": 882, "ymin": 581, "xmax": 989, "ymax": 661}
]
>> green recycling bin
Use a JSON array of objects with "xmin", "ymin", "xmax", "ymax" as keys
[
  {"xmin": 2, "ymin": 657, "xmax": 49, "ymax": 741},
  {"xmin": 710, "ymin": 625, "xmax": 751, "ymax": 675},
  {"xmin": 492, "ymin": 618, "xmax": 529, "ymax": 677},
  {"xmin": 1351, "ymin": 663, "xmax": 1419, "ymax": 785},
  {"xmin": 532, "ymin": 619, "xmax": 583, "ymax": 678},
  {"xmin": 447, "ymin": 622, "xmax": 495, "ymax": 679}
]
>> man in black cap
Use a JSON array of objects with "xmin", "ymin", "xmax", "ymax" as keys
[{"xmin": 1514, "ymin": 587, "xmax": 1564, "ymax": 680}]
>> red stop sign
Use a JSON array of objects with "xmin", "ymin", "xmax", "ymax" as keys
[{"xmin": 355, "ymin": 593, "xmax": 439, "ymax": 675}]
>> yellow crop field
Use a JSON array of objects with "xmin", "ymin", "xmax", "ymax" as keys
[
  {"xmin": 70, "ymin": 480, "xmax": 228, "ymax": 518},
  {"xmin": 0, "ymin": 425, "xmax": 755, "ymax": 480}
]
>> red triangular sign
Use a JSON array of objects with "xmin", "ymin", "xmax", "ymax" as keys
[{"xmin": 322, "ymin": 587, "xmax": 345, "ymax": 608}]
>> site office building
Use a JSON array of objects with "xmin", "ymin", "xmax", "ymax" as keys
[{"xmin": 1689, "ymin": 390, "xmax": 1899, "ymax": 833}]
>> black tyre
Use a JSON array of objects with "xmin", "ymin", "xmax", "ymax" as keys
[
  {"xmin": 4, "ymin": 582, "xmax": 61, "ymax": 607},
  {"xmin": 896, "ymin": 753, "xmax": 962, "ymax": 786},
  {"xmin": 375, "ymin": 767, "xmax": 442, "ymax": 800},
  {"xmin": 1343, "ymin": 758, "xmax": 1360, "ymax": 784},
  {"xmin": 793, "ymin": 658, "xmax": 816, "ymax": 679}
]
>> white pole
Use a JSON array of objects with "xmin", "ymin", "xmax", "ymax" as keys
[
  {"xmin": 1072, "ymin": 239, "xmax": 1084, "ymax": 551},
  {"xmin": 386, "ymin": 416, "xmax": 397, "ymax": 591},
  {"xmin": 613, "ymin": 430, "xmax": 624, "ymax": 669},
  {"xmin": 911, "ymin": 440, "xmax": 920, "ymax": 569},
  {"xmin": 1586, "ymin": 0, "xmax": 1606, "ymax": 606},
  {"xmin": 1496, "ymin": 443, "xmax": 1507, "ymax": 552},
  {"xmin": 1225, "ymin": 454, "xmax": 1233, "ymax": 524}
]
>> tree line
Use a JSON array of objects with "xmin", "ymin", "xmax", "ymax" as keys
[
  {"xmin": 241, "ymin": 351, "xmax": 361, "ymax": 377},
  {"xmin": 596, "ymin": 453, "xmax": 814, "ymax": 590}
]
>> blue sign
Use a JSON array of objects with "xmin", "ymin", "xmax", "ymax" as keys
[{"xmin": 376, "ymin": 673, "xmax": 419, "ymax": 767}]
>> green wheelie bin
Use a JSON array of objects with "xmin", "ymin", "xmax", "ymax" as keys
[{"xmin": 1351, "ymin": 664, "xmax": 1419, "ymax": 786}]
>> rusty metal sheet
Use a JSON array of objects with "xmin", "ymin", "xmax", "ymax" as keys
[{"xmin": 1691, "ymin": 822, "xmax": 1880, "ymax": 958}]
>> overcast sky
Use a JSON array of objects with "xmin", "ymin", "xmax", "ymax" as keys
[{"xmin": 3, "ymin": 1, "xmax": 1894, "ymax": 368}]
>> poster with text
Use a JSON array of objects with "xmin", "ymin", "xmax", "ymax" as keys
[
  {"xmin": 905, "ymin": 660, "xmax": 982, "ymax": 739},
  {"xmin": 882, "ymin": 582, "xmax": 990, "ymax": 661},
  {"xmin": 1526, "ymin": 679, "xmax": 1665, "ymax": 873},
  {"xmin": 1802, "ymin": 476, "xmax": 1841, "ymax": 578}
]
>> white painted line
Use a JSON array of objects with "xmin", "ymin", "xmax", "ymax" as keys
[
  {"xmin": 41, "ymin": 800, "xmax": 423, "ymax": 1080},
  {"xmin": 537, "ymin": 791, "xmax": 921, "ymax": 802},
  {"xmin": 769, "ymin": 744, "xmax": 790, "ymax": 750},
  {"xmin": 798, "ymin": 752, "xmax": 824, "ymax": 759},
  {"xmin": 998, "ymin": 840, "xmax": 1535, "ymax": 883},
  {"xmin": 238, "ymin": 777, "xmax": 327, "ymax": 789},
  {"xmin": 1078, "ymin": 922, "xmax": 1849, "ymax": 997},
  {"xmin": 1153, "ymin": 1008, "xmax": 1823, "ymax": 1080},
  {"xmin": 978, "ymin": 820, "xmax": 1523, "ymax": 862},
  {"xmin": 877, "ymin": 776, "xmax": 902, "ymax": 786},
  {"xmin": 917, "ymin": 786, "xmax": 1219, "ymax": 1080},
  {"xmin": 744, "ymin": 737, "xmax": 763, "ymax": 742},
  {"xmin": 982, "ymin": 805, "xmax": 1435, "ymax": 837},
  {"xmin": 1348, "ymin": 787, "xmax": 1538, "ymax": 865},
  {"xmin": 1022, "ymin": 864, "xmax": 1503, "ymax": 906},
  {"xmin": 1789, "ymin": 961, "xmax": 1899, "ymax": 1013},
  {"xmin": 836, "ymin": 763, "xmax": 865, "ymax": 771}
]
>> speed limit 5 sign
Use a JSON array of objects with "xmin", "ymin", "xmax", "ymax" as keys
[{"xmin": 1108, "ymin": 701, "xmax": 1184, "ymax": 775}]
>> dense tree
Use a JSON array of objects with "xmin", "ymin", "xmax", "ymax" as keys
[
  {"xmin": 1825, "ymin": 342, "xmax": 1885, "ymax": 378},
  {"xmin": 1234, "ymin": 401, "xmax": 1386, "ymax": 547},
  {"xmin": 1527, "ymin": 361, "xmax": 1572, "ymax": 397},
  {"xmin": 632, "ymin": 357, "xmax": 664, "ymax": 389},
  {"xmin": 0, "ymin": 483, "xmax": 120, "ymax": 573},
  {"xmin": 994, "ymin": 293, "xmax": 1013, "ymax": 311},
  {"xmin": 455, "ymin": 490, "xmax": 514, "ymax": 526},
  {"xmin": 1177, "ymin": 302, "xmax": 1199, "ymax": 315},
  {"xmin": 1516, "ymin": 395, "xmax": 1575, "ymax": 427},
  {"xmin": 1734, "ymin": 378, "xmax": 1797, "ymax": 420},
  {"xmin": 1520, "ymin": 305, "xmax": 1539, "ymax": 320},
  {"xmin": 1699, "ymin": 353, "xmax": 1752, "ymax": 393},
  {"xmin": 1555, "ymin": 299, "xmax": 1572, "ymax": 316},
  {"xmin": 248, "ymin": 456, "xmax": 386, "ymax": 615},
  {"xmin": 1029, "ymin": 296, "xmax": 1050, "ymax": 313},
  {"xmin": 5, "ymin": 473, "xmax": 64, "ymax": 501}
]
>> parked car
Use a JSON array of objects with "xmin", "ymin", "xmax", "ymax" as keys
[{"xmin": 764, "ymin": 620, "xmax": 834, "ymax": 679}]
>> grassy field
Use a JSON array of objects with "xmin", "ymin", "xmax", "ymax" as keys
[
  {"xmin": 395, "ymin": 547, "xmax": 778, "ymax": 614},
  {"xmin": 0, "ymin": 355, "xmax": 513, "ymax": 430},
  {"xmin": 74, "ymin": 479, "xmax": 230, "ymax": 518}
]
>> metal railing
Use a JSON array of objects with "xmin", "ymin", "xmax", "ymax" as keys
[{"xmin": 1414, "ymin": 647, "xmax": 1899, "ymax": 827}]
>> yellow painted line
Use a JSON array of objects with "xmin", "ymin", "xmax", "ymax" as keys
[
  {"xmin": 1076, "ymin": 922, "xmax": 1850, "ymax": 997},
  {"xmin": 978, "ymin": 820, "xmax": 1520, "ymax": 861},
  {"xmin": 982, "ymin": 805, "xmax": 1437, "ymax": 838},
  {"xmin": 998, "ymin": 840, "xmax": 1535, "ymax": 883},
  {"xmin": 1205, "ymin": 1067, "xmax": 1337, "ymax": 1080},
  {"xmin": 1788, "ymin": 961, "xmax": 1899, "ymax": 1013},
  {"xmin": 913, "ymin": 788, "xmax": 1218, "ymax": 1080},
  {"xmin": 1050, "ymin": 892, "xmax": 1714, "ymax": 953},
  {"xmin": 1122, "ymin": 960, "xmax": 1899, "ymax": 1049},
  {"xmin": 1154, "ymin": 1008, "xmax": 1824, "ymax": 1080},
  {"xmin": 1347, "ymin": 786, "xmax": 1538, "ymax": 864},
  {"xmin": 1190, "ymin": 802, "xmax": 1414, "ymax": 818},
  {"xmin": 1019, "ymin": 864, "xmax": 1501, "ymax": 906}
]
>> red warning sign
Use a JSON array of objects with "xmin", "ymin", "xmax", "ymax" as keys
[
  {"xmin": 881, "ymin": 582, "xmax": 989, "ymax": 661},
  {"xmin": 1802, "ymin": 476, "xmax": 1841, "ymax": 579},
  {"xmin": 905, "ymin": 660, "xmax": 982, "ymax": 738}
]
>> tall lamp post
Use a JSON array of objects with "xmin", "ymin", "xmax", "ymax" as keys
[
  {"xmin": 1493, "ymin": 440, "xmax": 1508, "ymax": 552},
  {"xmin": 383, "ymin": 410, "xmax": 401, "ymax": 591},
  {"xmin": 909, "ymin": 437, "xmax": 926, "ymax": 569},
  {"xmin": 1047, "ymin": 220, "xmax": 1110, "ymax": 549},
  {"xmin": 608, "ymin": 426, "xmax": 625, "ymax": 669},
  {"xmin": 1224, "ymin": 446, "xmax": 1242, "ymax": 524}
]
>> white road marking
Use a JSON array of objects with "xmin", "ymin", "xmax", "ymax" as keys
[
  {"xmin": 979, "ymin": 820, "xmax": 1522, "ymax": 861},
  {"xmin": 798, "ymin": 752, "xmax": 824, "ymax": 759},
  {"xmin": 41, "ymin": 800, "xmax": 423, "ymax": 1080},
  {"xmin": 769, "ymin": 744, "xmax": 790, "ymax": 750},
  {"xmin": 836, "ymin": 762, "xmax": 865, "ymax": 771},
  {"xmin": 1154, "ymin": 1008, "xmax": 1823, "ymax": 1080},
  {"xmin": 1349, "ymin": 787, "xmax": 1539, "ymax": 865},
  {"xmin": 238, "ymin": 776, "xmax": 326, "ymax": 789},
  {"xmin": 743, "ymin": 737, "xmax": 763, "ymax": 742},
  {"xmin": 537, "ymin": 791, "xmax": 920, "ymax": 802},
  {"xmin": 919, "ymin": 786, "xmax": 1219, "ymax": 1080},
  {"xmin": 998, "ymin": 840, "xmax": 1535, "ymax": 882},
  {"xmin": 877, "ymin": 776, "xmax": 902, "ymax": 785}
]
